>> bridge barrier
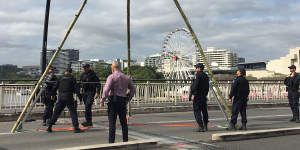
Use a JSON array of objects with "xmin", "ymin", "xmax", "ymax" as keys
[{"xmin": 0, "ymin": 80, "xmax": 288, "ymax": 112}]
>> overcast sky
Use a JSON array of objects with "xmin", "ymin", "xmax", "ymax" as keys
[{"xmin": 0, "ymin": 0, "xmax": 299, "ymax": 67}]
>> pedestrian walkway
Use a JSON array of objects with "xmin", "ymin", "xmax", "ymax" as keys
[{"xmin": 0, "ymin": 108, "xmax": 299, "ymax": 150}]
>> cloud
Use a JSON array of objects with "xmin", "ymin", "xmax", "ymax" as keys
[{"xmin": 0, "ymin": 0, "xmax": 300, "ymax": 66}]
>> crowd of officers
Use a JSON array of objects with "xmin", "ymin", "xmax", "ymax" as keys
[
  {"xmin": 43, "ymin": 62, "xmax": 135, "ymax": 143},
  {"xmin": 41, "ymin": 61, "xmax": 299, "ymax": 142}
]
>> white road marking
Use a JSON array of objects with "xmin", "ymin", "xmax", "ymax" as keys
[
  {"xmin": 0, "ymin": 133, "xmax": 12, "ymax": 135},
  {"xmin": 148, "ymin": 114, "xmax": 291, "ymax": 124}
]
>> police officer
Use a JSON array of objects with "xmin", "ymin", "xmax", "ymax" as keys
[
  {"xmin": 47, "ymin": 68, "xmax": 83, "ymax": 133},
  {"xmin": 100, "ymin": 62, "xmax": 136, "ymax": 143},
  {"xmin": 284, "ymin": 65, "xmax": 300, "ymax": 123},
  {"xmin": 190, "ymin": 63, "xmax": 209, "ymax": 132},
  {"xmin": 80, "ymin": 64, "xmax": 101, "ymax": 127},
  {"xmin": 42, "ymin": 66, "xmax": 57, "ymax": 126},
  {"xmin": 227, "ymin": 68, "xmax": 250, "ymax": 130}
]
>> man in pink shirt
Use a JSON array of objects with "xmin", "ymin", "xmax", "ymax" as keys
[{"xmin": 100, "ymin": 62, "xmax": 136, "ymax": 143}]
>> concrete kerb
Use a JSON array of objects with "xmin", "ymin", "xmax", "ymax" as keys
[
  {"xmin": 55, "ymin": 139, "xmax": 159, "ymax": 150},
  {"xmin": 212, "ymin": 127, "xmax": 300, "ymax": 141}
]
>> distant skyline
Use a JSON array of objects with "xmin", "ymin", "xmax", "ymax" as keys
[{"xmin": 0, "ymin": 0, "xmax": 300, "ymax": 66}]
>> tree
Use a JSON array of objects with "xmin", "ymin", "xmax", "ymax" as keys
[
  {"xmin": 123, "ymin": 66, "xmax": 164, "ymax": 79},
  {"xmin": 94, "ymin": 64, "xmax": 112, "ymax": 80}
]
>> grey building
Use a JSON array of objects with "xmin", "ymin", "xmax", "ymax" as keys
[
  {"xmin": 0, "ymin": 64, "xmax": 18, "ymax": 72},
  {"xmin": 42, "ymin": 49, "xmax": 79, "ymax": 74},
  {"xmin": 19, "ymin": 66, "xmax": 41, "ymax": 77},
  {"xmin": 237, "ymin": 62, "xmax": 266, "ymax": 70},
  {"xmin": 144, "ymin": 54, "xmax": 162, "ymax": 70}
]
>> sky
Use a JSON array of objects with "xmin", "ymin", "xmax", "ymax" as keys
[{"xmin": 0, "ymin": 0, "xmax": 299, "ymax": 67}]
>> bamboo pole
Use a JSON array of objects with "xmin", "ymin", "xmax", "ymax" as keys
[
  {"xmin": 173, "ymin": 0, "xmax": 231, "ymax": 116},
  {"xmin": 11, "ymin": 0, "xmax": 88, "ymax": 133}
]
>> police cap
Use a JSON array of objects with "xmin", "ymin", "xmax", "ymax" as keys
[
  {"xmin": 288, "ymin": 65, "xmax": 296, "ymax": 69},
  {"xmin": 237, "ymin": 67, "xmax": 246, "ymax": 76},
  {"xmin": 194, "ymin": 63, "xmax": 204, "ymax": 69},
  {"xmin": 83, "ymin": 64, "xmax": 90, "ymax": 68},
  {"xmin": 65, "ymin": 68, "xmax": 72, "ymax": 73}
]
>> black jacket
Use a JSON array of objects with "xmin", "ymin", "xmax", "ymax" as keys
[
  {"xmin": 45, "ymin": 73, "xmax": 57, "ymax": 96},
  {"xmin": 191, "ymin": 71, "xmax": 209, "ymax": 96},
  {"xmin": 229, "ymin": 76, "xmax": 250, "ymax": 99},
  {"xmin": 54, "ymin": 74, "xmax": 82, "ymax": 100},
  {"xmin": 80, "ymin": 70, "xmax": 101, "ymax": 93},
  {"xmin": 284, "ymin": 73, "xmax": 300, "ymax": 92}
]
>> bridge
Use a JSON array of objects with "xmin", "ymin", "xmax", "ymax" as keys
[{"xmin": 0, "ymin": 80, "xmax": 298, "ymax": 150}]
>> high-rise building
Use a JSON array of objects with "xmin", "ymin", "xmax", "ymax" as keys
[
  {"xmin": 42, "ymin": 49, "xmax": 79, "ymax": 74},
  {"xmin": 144, "ymin": 54, "xmax": 162, "ymax": 70},
  {"xmin": 193, "ymin": 47, "xmax": 238, "ymax": 70}
]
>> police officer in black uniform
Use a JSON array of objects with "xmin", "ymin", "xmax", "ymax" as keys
[
  {"xmin": 228, "ymin": 68, "xmax": 250, "ymax": 130},
  {"xmin": 189, "ymin": 63, "xmax": 209, "ymax": 132},
  {"xmin": 284, "ymin": 65, "xmax": 300, "ymax": 123},
  {"xmin": 80, "ymin": 64, "xmax": 101, "ymax": 127},
  {"xmin": 47, "ymin": 68, "xmax": 83, "ymax": 133},
  {"xmin": 42, "ymin": 66, "xmax": 57, "ymax": 126}
]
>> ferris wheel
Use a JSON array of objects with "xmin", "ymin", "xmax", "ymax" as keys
[{"xmin": 161, "ymin": 28, "xmax": 198, "ymax": 80}]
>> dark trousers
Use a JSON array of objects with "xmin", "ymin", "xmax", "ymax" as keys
[
  {"xmin": 43, "ymin": 95, "xmax": 55, "ymax": 122},
  {"xmin": 193, "ymin": 95, "xmax": 208, "ymax": 126},
  {"xmin": 230, "ymin": 98, "xmax": 247, "ymax": 125},
  {"xmin": 83, "ymin": 92, "xmax": 95, "ymax": 122},
  {"xmin": 288, "ymin": 91, "xmax": 299, "ymax": 119},
  {"xmin": 49, "ymin": 96, "xmax": 79, "ymax": 128},
  {"xmin": 107, "ymin": 96, "xmax": 128, "ymax": 143}
]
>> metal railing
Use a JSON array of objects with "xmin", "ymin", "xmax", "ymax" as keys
[{"xmin": 0, "ymin": 80, "xmax": 288, "ymax": 112}]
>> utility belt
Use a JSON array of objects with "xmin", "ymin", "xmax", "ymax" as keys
[
  {"xmin": 193, "ymin": 93, "xmax": 207, "ymax": 97},
  {"xmin": 58, "ymin": 92, "xmax": 74, "ymax": 98},
  {"xmin": 286, "ymin": 86, "xmax": 299, "ymax": 92},
  {"xmin": 108, "ymin": 95, "xmax": 129, "ymax": 103},
  {"xmin": 83, "ymin": 88, "xmax": 95, "ymax": 93}
]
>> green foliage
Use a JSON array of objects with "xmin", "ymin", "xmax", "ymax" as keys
[
  {"xmin": 94, "ymin": 64, "xmax": 112, "ymax": 80},
  {"xmin": 123, "ymin": 66, "xmax": 164, "ymax": 79},
  {"xmin": 0, "ymin": 71, "xmax": 37, "ymax": 83}
]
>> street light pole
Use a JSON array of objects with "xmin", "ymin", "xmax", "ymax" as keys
[
  {"xmin": 127, "ymin": 0, "xmax": 131, "ymax": 76},
  {"xmin": 42, "ymin": 0, "xmax": 51, "ymax": 74},
  {"xmin": 127, "ymin": 0, "xmax": 132, "ymax": 119}
]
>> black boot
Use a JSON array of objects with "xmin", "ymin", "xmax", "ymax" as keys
[
  {"xmin": 227, "ymin": 123, "xmax": 236, "ymax": 131},
  {"xmin": 195, "ymin": 123, "xmax": 205, "ymax": 132},
  {"xmin": 204, "ymin": 122, "xmax": 208, "ymax": 131},
  {"xmin": 42, "ymin": 120, "xmax": 47, "ymax": 126},
  {"xmin": 239, "ymin": 123, "xmax": 247, "ymax": 130},
  {"xmin": 289, "ymin": 117, "xmax": 296, "ymax": 122},
  {"xmin": 47, "ymin": 125, "xmax": 52, "ymax": 133},
  {"xmin": 81, "ymin": 121, "xmax": 93, "ymax": 127},
  {"xmin": 295, "ymin": 117, "xmax": 300, "ymax": 123},
  {"xmin": 74, "ymin": 127, "xmax": 84, "ymax": 133}
]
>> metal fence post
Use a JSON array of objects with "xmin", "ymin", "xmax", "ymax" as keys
[{"xmin": 0, "ymin": 84, "xmax": 4, "ymax": 110}]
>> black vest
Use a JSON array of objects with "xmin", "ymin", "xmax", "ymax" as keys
[{"xmin": 59, "ymin": 75, "xmax": 74, "ymax": 93}]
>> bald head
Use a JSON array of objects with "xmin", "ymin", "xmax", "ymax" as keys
[{"xmin": 111, "ymin": 62, "xmax": 120, "ymax": 72}]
